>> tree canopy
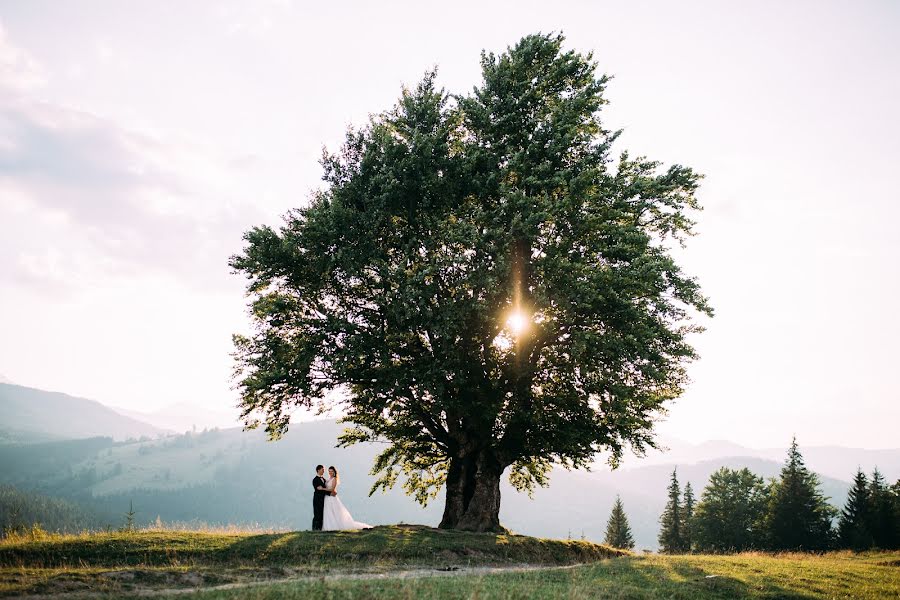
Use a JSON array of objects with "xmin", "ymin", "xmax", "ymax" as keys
[
  {"xmin": 231, "ymin": 32, "xmax": 711, "ymax": 531},
  {"xmin": 692, "ymin": 467, "xmax": 769, "ymax": 553}
]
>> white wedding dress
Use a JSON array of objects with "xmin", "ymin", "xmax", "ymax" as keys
[{"xmin": 322, "ymin": 476, "xmax": 371, "ymax": 531}]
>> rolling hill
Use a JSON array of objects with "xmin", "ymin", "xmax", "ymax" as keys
[{"xmin": 0, "ymin": 383, "xmax": 166, "ymax": 442}]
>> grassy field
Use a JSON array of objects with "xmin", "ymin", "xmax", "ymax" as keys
[{"xmin": 0, "ymin": 527, "xmax": 897, "ymax": 599}]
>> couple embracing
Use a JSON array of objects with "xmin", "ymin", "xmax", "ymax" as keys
[{"xmin": 311, "ymin": 464, "xmax": 372, "ymax": 531}]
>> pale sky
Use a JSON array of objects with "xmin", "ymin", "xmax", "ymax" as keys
[{"xmin": 1, "ymin": 1, "xmax": 898, "ymax": 448}]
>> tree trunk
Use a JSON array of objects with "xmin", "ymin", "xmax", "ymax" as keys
[
  {"xmin": 448, "ymin": 450, "xmax": 506, "ymax": 532},
  {"xmin": 438, "ymin": 454, "xmax": 476, "ymax": 529}
]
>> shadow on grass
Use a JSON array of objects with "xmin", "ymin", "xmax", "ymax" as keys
[{"xmin": 565, "ymin": 555, "xmax": 819, "ymax": 600}]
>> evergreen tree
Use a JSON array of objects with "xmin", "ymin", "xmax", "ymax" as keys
[
  {"xmin": 682, "ymin": 481, "xmax": 695, "ymax": 552},
  {"xmin": 692, "ymin": 467, "xmax": 769, "ymax": 552},
  {"xmin": 603, "ymin": 495, "xmax": 635, "ymax": 550},
  {"xmin": 659, "ymin": 469, "xmax": 684, "ymax": 553},
  {"xmin": 838, "ymin": 468, "xmax": 871, "ymax": 550},
  {"xmin": 892, "ymin": 480, "xmax": 900, "ymax": 548},
  {"xmin": 868, "ymin": 468, "xmax": 897, "ymax": 549},
  {"xmin": 764, "ymin": 437, "xmax": 836, "ymax": 551}
]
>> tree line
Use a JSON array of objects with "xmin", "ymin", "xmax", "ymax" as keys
[
  {"xmin": 602, "ymin": 438, "xmax": 900, "ymax": 552},
  {"xmin": 652, "ymin": 438, "xmax": 899, "ymax": 552}
]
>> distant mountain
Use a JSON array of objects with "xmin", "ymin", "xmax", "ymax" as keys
[
  {"xmin": 627, "ymin": 437, "xmax": 900, "ymax": 482},
  {"xmin": 109, "ymin": 402, "xmax": 241, "ymax": 434},
  {"xmin": 0, "ymin": 383, "xmax": 166, "ymax": 442},
  {"xmin": 0, "ymin": 374, "xmax": 13, "ymax": 384}
]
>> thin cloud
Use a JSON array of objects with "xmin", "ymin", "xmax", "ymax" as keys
[{"xmin": 0, "ymin": 89, "xmax": 263, "ymax": 295}]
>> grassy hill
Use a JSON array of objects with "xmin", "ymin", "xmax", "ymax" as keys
[
  {"xmin": 0, "ymin": 528, "xmax": 896, "ymax": 599},
  {"xmin": 0, "ymin": 526, "xmax": 624, "ymax": 597}
]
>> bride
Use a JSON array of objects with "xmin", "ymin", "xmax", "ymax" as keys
[{"xmin": 322, "ymin": 466, "xmax": 372, "ymax": 531}]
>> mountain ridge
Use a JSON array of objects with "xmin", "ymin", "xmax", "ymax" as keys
[{"xmin": 0, "ymin": 383, "xmax": 166, "ymax": 442}]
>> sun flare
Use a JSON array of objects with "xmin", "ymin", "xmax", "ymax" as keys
[{"xmin": 506, "ymin": 311, "xmax": 529, "ymax": 336}]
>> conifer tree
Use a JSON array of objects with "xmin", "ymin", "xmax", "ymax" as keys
[
  {"xmin": 892, "ymin": 479, "xmax": 900, "ymax": 548},
  {"xmin": 604, "ymin": 495, "xmax": 635, "ymax": 550},
  {"xmin": 838, "ymin": 468, "xmax": 871, "ymax": 550},
  {"xmin": 659, "ymin": 469, "xmax": 684, "ymax": 553},
  {"xmin": 764, "ymin": 437, "xmax": 835, "ymax": 551},
  {"xmin": 682, "ymin": 481, "xmax": 695, "ymax": 553},
  {"xmin": 868, "ymin": 468, "xmax": 897, "ymax": 549}
]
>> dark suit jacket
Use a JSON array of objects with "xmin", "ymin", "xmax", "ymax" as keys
[{"xmin": 312, "ymin": 476, "xmax": 328, "ymax": 499}]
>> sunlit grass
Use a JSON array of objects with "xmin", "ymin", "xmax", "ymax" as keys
[
  {"xmin": 0, "ymin": 524, "xmax": 625, "ymax": 596},
  {"xmin": 3, "ymin": 528, "xmax": 896, "ymax": 599}
]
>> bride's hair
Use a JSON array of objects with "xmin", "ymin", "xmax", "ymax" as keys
[{"xmin": 328, "ymin": 466, "xmax": 339, "ymax": 484}]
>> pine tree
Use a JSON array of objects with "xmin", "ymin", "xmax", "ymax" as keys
[
  {"xmin": 659, "ymin": 469, "xmax": 684, "ymax": 553},
  {"xmin": 868, "ymin": 468, "xmax": 897, "ymax": 549},
  {"xmin": 765, "ymin": 437, "xmax": 836, "ymax": 551},
  {"xmin": 604, "ymin": 496, "xmax": 635, "ymax": 550},
  {"xmin": 682, "ymin": 481, "xmax": 695, "ymax": 553},
  {"xmin": 892, "ymin": 479, "xmax": 900, "ymax": 548},
  {"xmin": 838, "ymin": 468, "xmax": 871, "ymax": 550},
  {"xmin": 121, "ymin": 500, "xmax": 136, "ymax": 533}
]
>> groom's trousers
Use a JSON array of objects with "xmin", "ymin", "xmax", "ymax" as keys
[{"xmin": 312, "ymin": 492, "xmax": 325, "ymax": 530}]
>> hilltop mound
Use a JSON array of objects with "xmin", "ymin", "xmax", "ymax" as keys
[{"xmin": 0, "ymin": 525, "xmax": 625, "ymax": 596}]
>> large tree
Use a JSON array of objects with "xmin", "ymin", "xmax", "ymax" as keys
[{"xmin": 231, "ymin": 33, "xmax": 711, "ymax": 532}]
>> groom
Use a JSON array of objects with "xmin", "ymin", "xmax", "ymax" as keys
[{"xmin": 311, "ymin": 464, "xmax": 335, "ymax": 531}]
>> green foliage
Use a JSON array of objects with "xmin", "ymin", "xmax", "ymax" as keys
[
  {"xmin": 603, "ymin": 495, "xmax": 635, "ymax": 550},
  {"xmin": 839, "ymin": 468, "xmax": 872, "ymax": 550},
  {"xmin": 121, "ymin": 500, "xmax": 136, "ymax": 533},
  {"xmin": 682, "ymin": 481, "xmax": 694, "ymax": 552},
  {"xmin": 692, "ymin": 467, "xmax": 769, "ymax": 553},
  {"xmin": 0, "ymin": 484, "xmax": 100, "ymax": 537},
  {"xmin": 764, "ymin": 438, "xmax": 836, "ymax": 551},
  {"xmin": 868, "ymin": 468, "xmax": 898, "ymax": 549},
  {"xmin": 230, "ymin": 32, "xmax": 710, "ymax": 528},
  {"xmin": 658, "ymin": 469, "xmax": 685, "ymax": 553}
]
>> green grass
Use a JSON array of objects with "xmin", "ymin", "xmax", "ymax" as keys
[
  {"xmin": 1, "ymin": 529, "xmax": 897, "ymax": 599},
  {"xmin": 131, "ymin": 551, "xmax": 900, "ymax": 600},
  {"xmin": 0, "ymin": 525, "xmax": 623, "ymax": 596}
]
